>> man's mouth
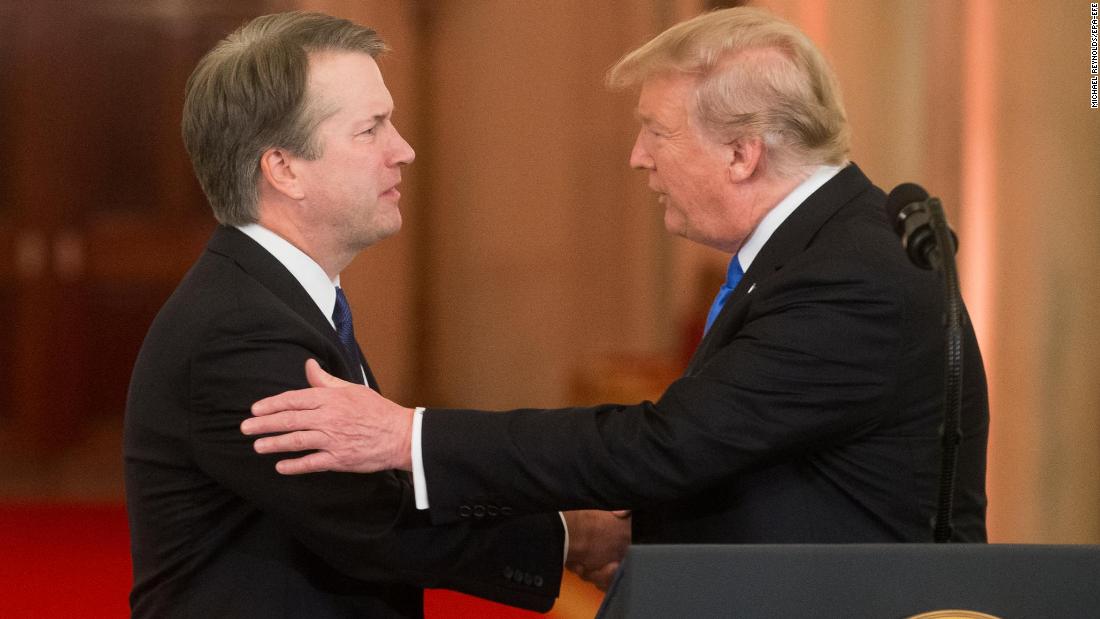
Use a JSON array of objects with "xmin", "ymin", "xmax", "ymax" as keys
[{"xmin": 381, "ymin": 183, "xmax": 401, "ymax": 199}]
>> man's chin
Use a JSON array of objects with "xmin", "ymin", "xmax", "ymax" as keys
[
  {"xmin": 375, "ymin": 210, "xmax": 403, "ymax": 237},
  {"xmin": 662, "ymin": 212, "xmax": 688, "ymax": 239},
  {"xmin": 350, "ymin": 218, "xmax": 402, "ymax": 251}
]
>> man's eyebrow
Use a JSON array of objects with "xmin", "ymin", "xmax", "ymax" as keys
[
  {"xmin": 634, "ymin": 110, "xmax": 670, "ymax": 131},
  {"xmin": 355, "ymin": 111, "xmax": 391, "ymax": 126}
]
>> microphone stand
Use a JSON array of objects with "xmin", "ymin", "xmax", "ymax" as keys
[{"xmin": 918, "ymin": 198, "xmax": 965, "ymax": 543}]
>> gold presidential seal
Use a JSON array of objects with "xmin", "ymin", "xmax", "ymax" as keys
[{"xmin": 905, "ymin": 611, "xmax": 1002, "ymax": 619}]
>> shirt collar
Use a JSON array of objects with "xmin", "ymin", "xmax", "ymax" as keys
[
  {"xmin": 236, "ymin": 223, "xmax": 340, "ymax": 328},
  {"xmin": 736, "ymin": 164, "xmax": 845, "ymax": 272}
]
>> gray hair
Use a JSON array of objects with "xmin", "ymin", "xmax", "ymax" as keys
[{"xmin": 181, "ymin": 12, "xmax": 387, "ymax": 225}]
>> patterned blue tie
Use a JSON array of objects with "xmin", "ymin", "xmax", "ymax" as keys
[
  {"xmin": 332, "ymin": 287, "xmax": 362, "ymax": 374},
  {"xmin": 704, "ymin": 255, "xmax": 744, "ymax": 334}
]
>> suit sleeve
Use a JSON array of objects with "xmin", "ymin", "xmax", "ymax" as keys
[
  {"xmin": 188, "ymin": 306, "xmax": 563, "ymax": 611},
  {"xmin": 422, "ymin": 248, "xmax": 904, "ymax": 525}
]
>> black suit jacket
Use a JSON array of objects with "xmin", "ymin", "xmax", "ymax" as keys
[
  {"xmin": 421, "ymin": 165, "xmax": 988, "ymax": 543},
  {"xmin": 124, "ymin": 227, "xmax": 563, "ymax": 618}
]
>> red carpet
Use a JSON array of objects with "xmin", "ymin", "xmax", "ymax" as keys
[
  {"xmin": 0, "ymin": 503, "xmax": 131, "ymax": 618},
  {"xmin": 0, "ymin": 503, "xmax": 545, "ymax": 618}
]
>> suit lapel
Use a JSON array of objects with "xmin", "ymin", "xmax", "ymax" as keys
[
  {"xmin": 205, "ymin": 226, "xmax": 374, "ymax": 388},
  {"xmin": 358, "ymin": 346, "xmax": 380, "ymax": 391},
  {"xmin": 685, "ymin": 164, "xmax": 873, "ymax": 375}
]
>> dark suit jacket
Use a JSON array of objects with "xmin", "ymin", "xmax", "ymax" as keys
[
  {"xmin": 124, "ymin": 227, "xmax": 563, "ymax": 618},
  {"xmin": 421, "ymin": 165, "xmax": 988, "ymax": 544}
]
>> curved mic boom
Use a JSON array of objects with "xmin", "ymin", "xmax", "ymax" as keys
[{"xmin": 885, "ymin": 182, "xmax": 967, "ymax": 543}]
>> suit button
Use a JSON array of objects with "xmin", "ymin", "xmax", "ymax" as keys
[
  {"xmin": 487, "ymin": 505, "xmax": 499, "ymax": 517},
  {"xmin": 513, "ymin": 570, "xmax": 525, "ymax": 583},
  {"xmin": 473, "ymin": 505, "xmax": 485, "ymax": 518},
  {"xmin": 501, "ymin": 506, "xmax": 513, "ymax": 516},
  {"xmin": 503, "ymin": 566, "xmax": 514, "ymax": 579},
  {"xmin": 534, "ymin": 576, "xmax": 543, "ymax": 587},
  {"xmin": 459, "ymin": 505, "xmax": 471, "ymax": 518},
  {"xmin": 523, "ymin": 573, "xmax": 533, "ymax": 586}
]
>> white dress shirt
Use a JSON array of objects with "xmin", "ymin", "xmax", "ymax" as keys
[
  {"xmin": 734, "ymin": 164, "xmax": 844, "ymax": 273},
  {"xmin": 237, "ymin": 223, "xmax": 341, "ymax": 327},
  {"xmin": 237, "ymin": 223, "xmax": 369, "ymax": 378}
]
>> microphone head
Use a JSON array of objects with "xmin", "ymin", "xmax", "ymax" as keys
[
  {"xmin": 885, "ymin": 182, "xmax": 930, "ymax": 238},
  {"xmin": 885, "ymin": 183, "xmax": 930, "ymax": 220}
]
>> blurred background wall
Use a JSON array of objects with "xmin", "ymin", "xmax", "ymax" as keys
[{"xmin": 0, "ymin": 0, "xmax": 1097, "ymax": 616}]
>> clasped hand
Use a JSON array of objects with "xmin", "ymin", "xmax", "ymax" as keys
[
  {"xmin": 241, "ymin": 359, "xmax": 415, "ymax": 473},
  {"xmin": 564, "ymin": 509, "xmax": 631, "ymax": 591}
]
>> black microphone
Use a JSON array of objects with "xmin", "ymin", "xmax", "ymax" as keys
[
  {"xmin": 886, "ymin": 182, "xmax": 968, "ymax": 542},
  {"xmin": 885, "ymin": 183, "xmax": 957, "ymax": 270}
]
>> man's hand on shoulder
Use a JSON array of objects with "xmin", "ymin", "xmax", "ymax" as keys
[{"xmin": 242, "ymin": 358, "xmax": 414, "ymax": 473}]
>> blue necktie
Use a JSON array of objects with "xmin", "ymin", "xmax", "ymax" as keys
[
  {"xmin": 704, "ymin": 255, "xmax": 744, "ymax": 334},
  {"xmin": 332, "ymin": 287, "xmax": 362, "ymax": 374}
]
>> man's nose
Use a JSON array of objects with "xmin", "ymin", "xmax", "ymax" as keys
[
  {"xmin": 390, "ymin": 126, "xmax": 415, "ymax": 166},
  {"xmin": 628, "ymin": 130, "xmax": 653, "ymax": 170}
]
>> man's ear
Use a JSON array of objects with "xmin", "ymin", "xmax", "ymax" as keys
[
  {"xmin": 727, "ymin": 135, "xmax": 764, "ymax": 183},
  {"xmin": 259, "ymin": 147, "xmax": 306, "ymax": 201}
]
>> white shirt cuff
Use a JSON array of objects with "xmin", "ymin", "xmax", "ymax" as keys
[
  {"xmin": 412, "ymin": 407, "xmax": 429, "ymax": 510},
  {"xmin": 559, "ymin": 512, "xmax": 569, "ymax": 565}
]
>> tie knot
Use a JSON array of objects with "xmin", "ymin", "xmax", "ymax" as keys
[
  {"xmin": 333, "ymin": 287, "xmax": 354, "ymax": 338},
  {"xmin": 724, "ymin": 255, "xmax": 744, "ymax": 290},
  {"xmin": 704, "ymin": 255, "xmax": 743, "ymax": 334},
  {"xmin": 332, "ymin": 287, "xmax": 360, "ymax": 375}
]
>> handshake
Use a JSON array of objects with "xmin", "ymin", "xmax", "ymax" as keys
[{"xmin": 563, "ymin": 509, "xmax": 631, "ymax": 591}]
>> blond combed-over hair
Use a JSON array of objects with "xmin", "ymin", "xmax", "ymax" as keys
[
  {"xmin": 608, "ymin": 7, "xmax": 849, "ymax": 178},
  {"xmin": 182, "ymin": 12, "xmax": 387, "ymax": 225}
]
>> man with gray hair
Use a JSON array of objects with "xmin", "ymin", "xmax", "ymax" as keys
[
  {"xmin": 125, "ymin": 11, "xmax": 566, "ymax": 617},
  {"xmin": 244, "ymin": 6, "xmax": 990, "ymax": 588}
]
